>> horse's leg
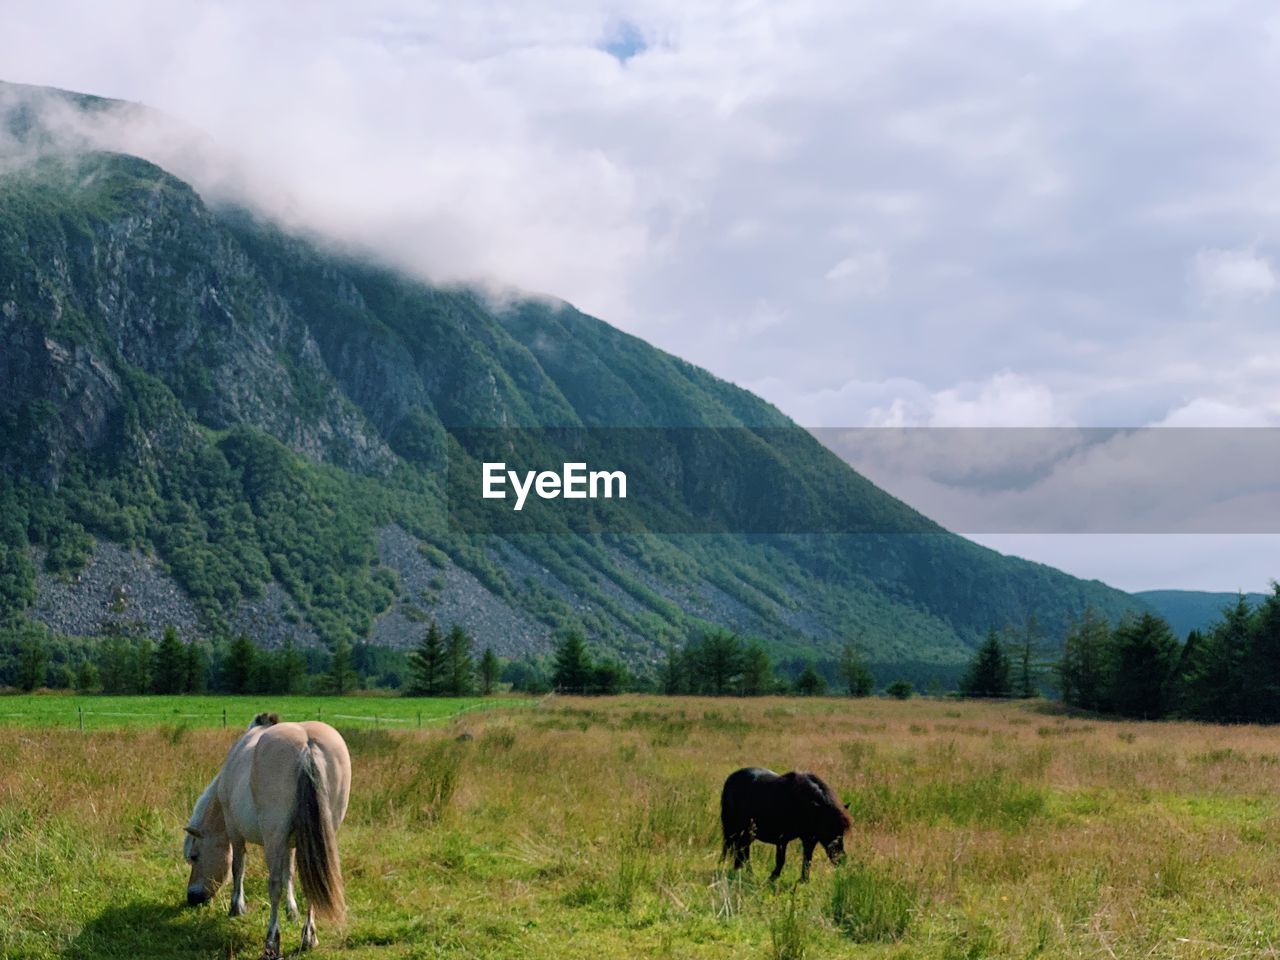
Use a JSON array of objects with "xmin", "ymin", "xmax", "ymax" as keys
[
  {"xmin": 261, "ymin": 830, "xmax": 291, "ymax": 960},
  {"xmin": 300, "ymin": 903, "xmax": 319, "ymax": 951},
  {"xmin": 229, "ymin": 839, "xmax": 248, "ymax": 917},
  {"xmin": 800, "ymin": 840, "xmax": 816, "ymax": 882},
  {"xmin": 769, "ymin": 841, "xmax": 787, "ymax": 881},
  {"xmin": 284, "ymin": 849, "xmax": 299, "ymax": 922}
]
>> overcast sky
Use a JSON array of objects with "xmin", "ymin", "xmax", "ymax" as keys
[{"xmin": 2, "ymin": 1, "xmax": 1278, "ymax": 592}]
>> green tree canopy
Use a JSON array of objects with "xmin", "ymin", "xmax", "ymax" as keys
[{"xmin": 959, "ymin": 629, "xmax": 1012, "ymax": 698}]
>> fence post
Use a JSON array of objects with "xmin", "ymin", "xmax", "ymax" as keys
[
  {"xmin": 222, "ymin": 708, "xmax": 227, "ymax": 729},
  {"xmin": 417, "ymin": 711, "xmax": 421, "ymax": 728},
  {"xmin": 78, "ymin": 706, "xmax": 83, "ymax": 732}
]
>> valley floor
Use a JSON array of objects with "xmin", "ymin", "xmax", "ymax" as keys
[{"xmin": 2, "ymin": 695, "xmax": 1279, "ymax": 958}]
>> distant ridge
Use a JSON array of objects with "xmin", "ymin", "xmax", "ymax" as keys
[{"xmin": 1135, "ymin": 590, "xmax": 1269, "ymax": 640}]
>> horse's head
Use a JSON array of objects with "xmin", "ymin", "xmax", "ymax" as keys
[
  {"xmin": 823, "ymin": 832, "xmax": 847, "ymax": 864},
  {"xmin": 814, "ymin": 786, "xmax": 853, "ymax": 865},
  {"xmin": 183, "ymin": 825, "xmax": 231, "ymax": 907}
]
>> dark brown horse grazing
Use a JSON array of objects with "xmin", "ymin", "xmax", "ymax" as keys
[{"xmin": 720, "ymin": 767, "xmax": 852, "ymax": 881}]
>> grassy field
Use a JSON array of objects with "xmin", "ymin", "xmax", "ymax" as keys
[
  {"xmin": 0, "ymin": 694, "xmax": 523, "ymax": 730},
  {"xmin": 3, "ymin": 695, "xmax": 1280, "ymax": 959}
]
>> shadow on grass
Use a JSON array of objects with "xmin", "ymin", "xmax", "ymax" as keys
[{"xmin": 63, "ymin": 900, "xmax": 255, "ymax": 960}]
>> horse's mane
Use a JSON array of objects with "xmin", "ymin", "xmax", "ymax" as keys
[
  {"xmin": 795, "ymin": 771, "xmax": 854, "ymax": 833},
  {"xmin": 188, "ymin": 774, "xmax": 221, "ymax": 833},
  {"xmin": 249, "ymin": 712, "xmax": 280, "ymax": 729}
]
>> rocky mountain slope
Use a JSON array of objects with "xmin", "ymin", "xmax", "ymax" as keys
[{"xmin": 0, "ymin": 80, "xmax": 1144, "ymax": 669}]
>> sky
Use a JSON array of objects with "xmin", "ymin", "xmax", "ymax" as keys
[{"xmin": 2, "ymin": 0, "xmax": 1278, "ymax": 592}]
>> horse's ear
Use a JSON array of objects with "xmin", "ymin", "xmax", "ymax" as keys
[
  {"xmin": 843, "ymin": 801, "xmax": 850, "ymax": 810},
  {"xmin": 184, "ymin": 826, "xmax": 203, "ymax": 838}
]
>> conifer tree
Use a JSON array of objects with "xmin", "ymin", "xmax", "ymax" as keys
[
  {"xmin": 959, "ymin": 629, "xmax": 1012, "ymax": 698},
  {"xmin": 222, "ymin": 634, "xmax": 257, "ymax": 694},
  {"xmin": 740, "ymin": 641, "xmax": 774, "ymax": 696},
  {"xmin": 837, "ymin": 639, "xmax": 875, "ymax": 697},
  {"xmin": 327, "ymin": 638, "xmax": 356, "ymax": 695},
  {"xmin": 445, "ymin": 624, "xmax": 474, "ymax": 696},
  {"xmin": 1057, "ymin": 607, "xmax": 1111, "ymax": 711},
  {"xmin": 278, "ymin": 637, "xmax": 307, "ymax": 695},
  {"xmin": 151, "ymin": 625, "xmax": 186, "ymax": 694},
  {"xmin": 660, "ymin": 641, "xmax": 685, "ymax": 695},
  {"xmin": 1109, "ymin": 612, "xmax": 1178, "ymax": 719},
  {"xmin": 407, "ymin": 620, "xmax": 447, "ymax": 696},
  {"xmin": 1244, "ymin": 585, "xmax": 1280, "ymax": 722},
  {"xmin": 552, "ymin": 629, "xmax": 593, "ymax": 693},
  {"xmin": 1013, "ymin": 614, "xmax": 1045, "ymax": 698},
  {"xmin": 478, "ymin": 647, "xmax": 500, "ymax": 695}
]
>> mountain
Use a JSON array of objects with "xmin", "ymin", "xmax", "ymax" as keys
[
  {"xmin": 1134, "ymin": 590, "xmax": 1268, "ymax": 640},
  {"xmin": 0, "ymin": 80, "xmax": 1143, "ymax": 672}
]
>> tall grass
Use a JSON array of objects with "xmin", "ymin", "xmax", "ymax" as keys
[
  {"xmin": 827, "ymin": 863, "xmax": 916, "ymax": 941},
  {"xmin": 768, "ymin": 889, "xmax": 810, "ymax": 960},
  {"xmin": 3, "ymin": 695, "xmax": 1280, "ymax": 958}
]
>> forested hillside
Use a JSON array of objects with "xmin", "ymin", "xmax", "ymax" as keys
[{"xmin": 0, "ymin": 80, "xmax": 1143, "ymax": 672}]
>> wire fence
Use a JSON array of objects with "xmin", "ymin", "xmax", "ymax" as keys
[{"xmin": 0, "ymin": 696, "xmax": 535, "ymax": 731}]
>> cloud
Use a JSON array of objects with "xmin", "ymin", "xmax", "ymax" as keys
[
  {"xmin": 1190, "ymin": 247, "xmax": 1277, "ymax": 304},
  {"xmin": 824, "ymin": 250, "xmax": 890, "ymax": 297}
]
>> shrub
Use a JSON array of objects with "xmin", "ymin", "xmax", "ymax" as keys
[{"xmin": 886, "ymin": 679, "xmax": 913, "ymax": 699}]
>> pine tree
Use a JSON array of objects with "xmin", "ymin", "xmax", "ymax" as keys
[
  {"xmin": 660, "ymin": 641, "xmax": 684, "ymax": 695},
  {"xmin": 1180, "ymin": 603, "xmax": 1248, "ymax": 721},
  {"xmin": 445, "ymin": 624, "xmax": 474, "ymax": 696},
  {"xmin": 591, "ymin": 659, "xmax": 628, "ymax": 695},
  {"xmin": 1109, "ymin": 612, "xmax": 1179, "ymax": 719},
  {"xmin": 478, "ymin": 647, "xmax": 500, "ymax": 695},
  {"xmin": 959, "ymin": 629, "xmax": 1012, "ymax": 698},
  {"xmin": 689, "ymin": 630, "xmax": 743, "ymax": 695},
  {"xmin": 183, "ymin": 642, "xmax": 209, "ymax": 693},
  {"xmin": 327, "ymin": 639, "xmax": 357, "ymax": 695},
  {"xmin": 1244, "ymin": 585, "xmax": 1280, "ymax": 722},
  {"xmin": 740, "ymin": 641, "xmax": 774, "ymax": 696},
  {"xmin": 837, "ymin": 640, "xmax": 875, "ymax": 697},
  {"xmin": 407, "ymin": 621, "xmax": 447, "ymax": 696},
  {"xmin": 1013, "ymin": 615, "xmax": 1045, "ymax": 698},
  {"xmin": 98, "ymin": 635, "xmax": 131, "ymax": 695},
  {"xmin": 552, "ymin": 629, "xmax": 593, "ymax": 693},
  {"xmin": 222, "ymin": 635, "xmax": 257, "ymax": 694},
  {"xmin": 151, "ymin": 625, "xmax": 186, "ymax": 694},
  {"xmin": 1057, "ymin": 607, "xmax": 1111, "ymax": 711},
  {"xmin": 277, "ymin": 637, "xmax": 307, "ymax": 695}
]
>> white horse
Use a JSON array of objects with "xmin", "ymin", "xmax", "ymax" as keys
[{"xmin": 184, "ymin": 713, "xmax": 351, "ymax": 959}]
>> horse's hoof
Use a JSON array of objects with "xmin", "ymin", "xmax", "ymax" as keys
[
  {"xmin": 301, "ymin": 927, "xmax": 319, "ymax": 951},
  {"xmin": 229, "ymin": 902, "xmax": 247, "ymax": 918}
]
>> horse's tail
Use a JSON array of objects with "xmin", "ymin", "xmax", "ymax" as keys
[{"xmin": 295, "ymin": 741, "xmax": 346, "ymax": 924}]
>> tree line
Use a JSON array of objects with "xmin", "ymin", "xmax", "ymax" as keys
[
  {"xmin": 951, "ymin": 587, "xmax": 1280, "ymax": 722},
  {"xmin": 11, "ymin": 587, "xmax": 1277, "ymax": 718},
  {"xmin": 1057, "ymin": 590, "xmax": 1280, "ymax": 721}
]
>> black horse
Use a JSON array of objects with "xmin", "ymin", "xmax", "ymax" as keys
[{"xmin": 720, "ymin": 767, "xmax": 852, "ymax": 881}]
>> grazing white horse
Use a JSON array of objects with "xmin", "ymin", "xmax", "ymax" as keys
[{"xmin": 184, "ymin": 713, "xmax": 351, "ymax": 959}]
